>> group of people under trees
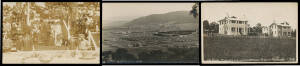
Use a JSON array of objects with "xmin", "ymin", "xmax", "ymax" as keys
[{"xmin": 3, "ymin": 12, "xmax": 98, "ymax": 54}]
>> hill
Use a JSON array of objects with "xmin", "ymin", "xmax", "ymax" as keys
[{"xmin": 122, "ymin": 11, "xmax": 199, "ymax": 32}]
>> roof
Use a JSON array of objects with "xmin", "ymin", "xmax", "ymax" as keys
[
  {"xmin": 219, "ymin": 16, "xmax": 247, "ymax": 22},
  {"xmin": 279, "ymin": 21, "xmax": 290, "ymax": 26},
  {"xmin": 269, "ymin": 22, "xmax": 291, "ymax": 27},
  {"xmin": 262, "ymin": 26, "xmax": 268, "ymax": 28}
]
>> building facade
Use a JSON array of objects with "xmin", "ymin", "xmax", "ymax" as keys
[
  {"xmin": 262, "ymin": 26, "xmax": 269, "ymax": 35},
  {"xmin": 218, "ymin": 16, "xmax": 249, "ymax": 35},
  {"xmin": 269, "ymin": 22, "xmax": 292, "ymax": 37}
]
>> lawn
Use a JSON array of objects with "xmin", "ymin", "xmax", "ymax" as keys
[{"xmin": 203, "ymin": 36, "xmax": 296, "ymax": 62}]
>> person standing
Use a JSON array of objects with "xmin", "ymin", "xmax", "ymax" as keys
[
  {"xmin": 78, "ymin": 34, "xmax": 91, "ymax": 58},
  {"xmin": 16, "ymin": 35, "xmax": 23, "ymax": 51}
]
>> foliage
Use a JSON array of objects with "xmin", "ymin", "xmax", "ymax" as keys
[
  {"xmin": 3, "ymin": 2, "xmax": 100, "ymax": 51},
  {"xmin": 291, "ymin": 29, "xmax": 296, "ymax": 37},
  {"xmin": 203, "ymin": 20, "xmax": 209, "ymax": 33},
  {"xmin": 209, "ymin": 22, "xmax": 219, "ymax": 33},
  {"xmin": 190, "ymin": 3, "xmax": 199, "ymax": 18},
  {"xmin": 203, "ymin": 20, "xmax": 219, "ymax": 33},
  {"xmin": 249, "ymin": 23, "xmax": 263, "ymax": 36}
]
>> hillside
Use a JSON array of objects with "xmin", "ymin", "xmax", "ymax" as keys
[{"xmin": 122, "ymin": 11, "xmax": 199, "ymax": 32}]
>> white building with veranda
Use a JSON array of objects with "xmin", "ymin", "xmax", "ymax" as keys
[
  {"xmin": 269, "ymin": 21, "xmax": 292, "ymax": 37},
  {"xmin": 218, "ymin": 16, "xmax": 249, "ymax": 35},
  {"xmin": 262, "ymin": 21, "xmax": 292, "ymax": 37}
]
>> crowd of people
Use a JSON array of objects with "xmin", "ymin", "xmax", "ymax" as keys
[{"xmin": 3, "ymin": 4, "xmax": 100, "ymax": 54}]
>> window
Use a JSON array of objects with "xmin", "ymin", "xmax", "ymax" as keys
[
  {"xmin": 240, "ymin": 28, "xmax": 243, "ymax": 32},
  {"xmin": 271, "ymin": 32, "xmax": 273, "ymax": 35},
  {"xmin": 239, "ymin": 21, "xmax": 243, "ymax": 24},
  {"xmin": 232, "ymin": 27, "xmax": 235, "ymax": 32},
  {"xmin": 232, "ymin": 20, "xmax": 235, "ymax": 24}
]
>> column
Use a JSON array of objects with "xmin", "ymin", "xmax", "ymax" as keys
[
  {"xmin": 244, "ymin": 27, "xmax": 246, "ymax": 35},
  {"xmin": 236, "ymin": 27, "xmax": 239, "ymax": 35}
]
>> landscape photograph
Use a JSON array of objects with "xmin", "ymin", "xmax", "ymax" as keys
[
  {"xmin": 201, "ymin": 2, "xmax": 298, "ymax": 64},
  {"xmin": 102, "ymin": 3, "xmax": 199, "ymax": 64},
  {"xmin": 200, "ymin": 65, "xmax": 299, "ymax": 66},
  {"xmin": 2, "ymin": 2, "xmax": 100, "ymax": 64}
]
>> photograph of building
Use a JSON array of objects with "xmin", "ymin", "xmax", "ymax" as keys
[
  {"xmin": 218, "ymin": 16, "xmax": 249, "ymax": 35},
  {"xmin": 201, "ymin": 2, "xmax": 297, "ymax": 64},
  {"xmin": 268, "ymin": 22, "xmax": 293, "ymax": 37}
]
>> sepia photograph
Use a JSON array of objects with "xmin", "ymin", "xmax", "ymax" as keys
[
  {"xmin": 201, "ymin": 2, "xmax": 298, "ymax": 64},
  {"xmin": 102, "ymin": 3, "xmax": 199, "ymax": 64},
  {"xmin": 2, "ymin": 2, "xmax": 100, "ymax": 64},
  {"xmin": 200, "ymin": 65, "xmax": 300, "ymax": 66},
  {"xmin": 102, "ymin": 0, "xmax": 234, "ymax": 1}
]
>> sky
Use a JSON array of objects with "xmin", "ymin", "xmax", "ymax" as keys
[
  {"xmin": 103, "ymin": 3, "xmax": 195, "ymax": 22},
  {"xmin": 201, "ymin": 2, "xmax": 298, "ymax": 29}
]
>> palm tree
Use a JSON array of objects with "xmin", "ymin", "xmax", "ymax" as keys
[
  {"xmin": 190, "ymin": 3, "xmax": 199, "ymax": 18},
  {"xmin": 190, "ymin": 3, "xmax": 199, "ymax": 33}
]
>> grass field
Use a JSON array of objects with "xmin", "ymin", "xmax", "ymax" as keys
[
  {"xmin": 203, "ymin": 36, "xmax": 296, "ymax": 62},
  {"xmin": 102, "ymin": 30, "xmax": 199, "ymax": 63}
]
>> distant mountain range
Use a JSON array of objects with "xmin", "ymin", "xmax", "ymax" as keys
[{"xmin": 105, "ymin": 11, "xmax": 199, "ymax": 32}]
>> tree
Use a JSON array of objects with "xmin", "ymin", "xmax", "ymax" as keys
[
  {"xmin": 203, "ymin": 20, "xmax": 209, "ymax": 33},
  {"xmin": 291, "ymin": 29, "xmax": 296, "ymax": 37},
  {"xmin": 190, "ymin": 3, "xmax": 199, "ymax": 33},
  {"xmin": 190, "ymin": 3, "xmax": 199, "ymax": 18},
  {"xmin": 45, "ymin": 2, "xmax": 78, "ymax": 40},
  {"xmin": 256, "ymin": 23, "xmax": 262, "ymax": 27},
  {"xmin": 251, "ymin": 23, "xmax": 263, "ymax": 36},
  {"xmin": 209, "ymin": 22, "xmax": 219, "ymax": 33}
]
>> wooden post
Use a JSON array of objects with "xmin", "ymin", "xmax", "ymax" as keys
[
  {"xmin": 63, "ymin": 21, "xmax": 71, "ymax": 40},
  {"xmin": 88, "ymin": 31, "xmax": 99, "ymax": 51}
]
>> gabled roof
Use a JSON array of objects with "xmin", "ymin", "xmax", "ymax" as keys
[
  {"xmin": 279, "ymin": 21, "xmax": 290, "ymax": 26},
  {"xmin": 269, "ymin": 22, "xmax": 291, "ymax": 27},
  {"xmin": 269, "ymin": 22, "xmax": 277, "ymax": 27}
]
